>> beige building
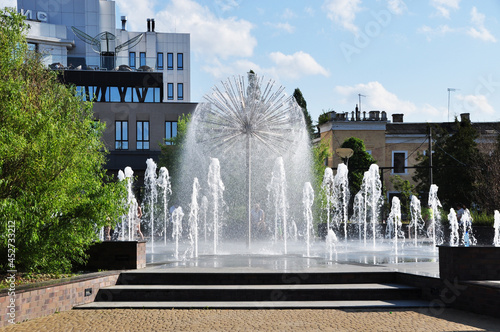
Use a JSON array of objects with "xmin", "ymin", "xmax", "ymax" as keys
[{"xmin": 316, "ymin": 110, "xmax": 499, "ymax": 201}]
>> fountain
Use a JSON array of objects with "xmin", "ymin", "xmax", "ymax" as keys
[
  {"xmin": 179, "ymin": 72, "xmax": 312, "ymax": 252},
  {"xmin": 187, "ymin": 178, "xmax": 201, "ymax": 258},
  {"xmin": 428, "ymin": 184, "xmax": 443, "ymax": 248},
  {"xmin": 113, "ymin": 72, "xmax": 498, "ymax": 270},
  {"xmin": 303, "ymin": 182, "xmax": 314, "ymax": 257},
  {"xmin": 171, "ymin": 206, "xmax": 184, "ymax": 260},
  {"xmin": 321, "ymin": 167, "xmax": 335, "ymax": 233},
  {"xmin": 157, "ymin": 167, "xmax": 172, "ymax": 246},
  {"xmin": 144, "ymin": 158, "xmax": 158, "ymax": 252},
  {"xmin": 494, "ymin": 210, "xmax": 500, "ymax": 246},
  {"xmin": 448, "ymin": 208, "xmax": 459, "ymax": 246},
  {"xmin": 409, "ymin": 195, "xmax": 424, "ymax": 246},
  {"xmin": 461, "ymin": 209, "xmax": 476, "ymax": 246},
  {"xmin": 332, "ymin": 163, "xmax": 349, "ymax": 241}
]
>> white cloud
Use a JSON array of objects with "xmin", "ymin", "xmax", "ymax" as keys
[
  {"xmin": 115, "ymin": 0, "xmax": 156, "ymax": 31},
  {"xmin": 214, "ymin": 0, "xmax": 240, "ymax": 12},
  {"xmin": 456, "ymin": 94, "xmax": 495, "ymax": 115},
  {"xmin": 116, "ymin": 0, "xmax": 257, "ymax": 59},
  {"xmin": 265, "ymin": 22, "xmax": 295, "ymax": 34},
  {"xmin": 202, "ymin": 58, "xmax": 262, "ymax": 79},
  {"xmin": 323, "ymin": 0, "xmax": 362, "ymax": 34},
  {"xmin": 335, "ymin": 81, "xmax": 417, "ymax": 115},
  {"xmin": 386, "ymin": 0, "xmax": 407, "ymax": 15},
  {"xmin": 417, "ymin": 24, "xmax": 455, "ymax": 40},
  {"xmin": 269, "ymin": 51, "xmax": 329, "ymax": 80},
  {"xmin": 430, "ymin": 0, "xmax": 460, "ymax": 19},
  {"xmin": 467, "ymin": 7, "xmax": 497, "ymax": 43},
  {"xmin": 281, "ymin": 8, "xmax": 296, "ymax": 20},
  {"xmin": 305, "ymin": 7, "xmax": 315, "ymax": 17}
]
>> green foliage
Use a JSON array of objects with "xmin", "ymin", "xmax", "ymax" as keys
[
  {"xmin": 318, "ymin": 110, "xmax": 331, "ymax": 125},
  {"xmin": 0, "ymin": 9, "xmax": 126, "ymax": 273},
  {"xmin": 390, "ymin": 175, "xmax": 416, "ymax": 218},
  {"xmin": 413, "ymin": 119, "xmax": 481, "ymax": 210},
  {"xmin": 471, "ymin": 210, "xmax": 494, "ymax": 227},
  {"xmin": 293, "ymin": 88, "xmax": 314, "ymax": 138},
  {"xmin": 311, "ymin": 140, "xmax": 332, "ymax": 226},
  {"xmin": 158, "ymin": 113, "xmax": 191, "ymax": 197},
  {"xmin": 341, "ymin": 137, "xmax": 376, "ymax": 194}
]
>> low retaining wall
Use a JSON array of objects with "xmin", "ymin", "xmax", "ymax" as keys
[
  {"xmin": 0, "ymin": 272, "xmax": 119, "ymax": 328},
  {"xmin": 85, "ymin": 241, "xmax": 146, "ymax": 271},
  {"xmin": 439, "ymin": 245, "xmax": 500, "ymax": 281}
]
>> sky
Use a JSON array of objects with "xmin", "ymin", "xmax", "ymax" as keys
[{"xmin": 3, "ymin": 0, "xmax": 500, "ymax": 124}]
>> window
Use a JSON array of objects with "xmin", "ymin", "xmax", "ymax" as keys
[
  {"xmin": 165, "ymin": 121, "xmax": 178, "ymax": 145},
  {"xmin": 139, "ymin": 52, "xmax": 146, "ymax": 67},
  {"xmin": 167, "ymin": 83, "xmax": 174, "ymax": 100},
  {"xmin": 115, "ymin": 121, "xmax": 128, "ymax": 149},
  {"xmin": 157, "ymin": 52, "xmax": 164, "ymax": 69},
  {"xmin": 177, "ymin": 53, "xmax": 183, "ymax": 70},
  {"xmin": 129, "ymin": 52, "xmax": 136, "ymax": 68},
  {"xmin": 177, "ymin": 83, "xmax": 183, "ymax": 100},
  {"xmin": 136, "ymin": 121, "xmax": 149, "ymax": 150},
  {"xmin": 167, "ymin": 53, "xmax": 173, "ymax": 70},
  {"xmin": 392, "ymin": 151, "xmax": 407, "ymax": 174},
  {"xmin": 27, "ymin": 42, "xmax": 37, "ymax": 52}
]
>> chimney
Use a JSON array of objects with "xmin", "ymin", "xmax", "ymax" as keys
[
  {"xmin": 355, "ymin": 104, "xmax": 360, "ymax": 121},
  {"xmin": 121, "ymin": 16, "xmax": 127, "ymax": 30},
  {"xmin": 392, "ymin": 114, "xmax": 404, "ymax": 123},
  {"xmin": 381, "ymin": 111, "xmax": 387, "ymax": 121},
  {"xmin": 460, "ymin": 113, "xmax": 470, "ymax": 123},
  {"xmin": 147, "ymin": 18, "xmax": 151, "ymax": 32},
  {"xmin": 151, "ymin": 18, "xmax": 155, "ymax": 32}
]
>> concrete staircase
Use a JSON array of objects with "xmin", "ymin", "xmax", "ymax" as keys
[{"xmin": 76, "ymin": 271, "xmax": 431, "ymax": 309}]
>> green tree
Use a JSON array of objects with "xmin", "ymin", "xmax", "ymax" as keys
[
  {"xmin": 341, "ymin": 137, "xmax": 376, "ymax": 194},
  {"xmin": 158, "ymin": 113, "xmax": 191, "ymax": 197},
  {"xmin": 312, "ymin": 140, "xmax": 332, "ymax": 227},
  {"xmin": 390, "ymin": 175, "xmax": 416, "ymax": 219},
  {"xmin": 293, "ymin": 88, "xmax": 314, "ymax": 138},
  {"xmin": 413, "ymin": 118, "xmax": 481, "ymax": 210},
  {"xmin": 0, "ymin": 9, "xmax": 125, "ymax": 273}
]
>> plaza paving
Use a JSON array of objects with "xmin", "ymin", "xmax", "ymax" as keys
[
  {"xmin": 2, "ymin": 307, "xmax": 500, "ymax": 331},
  {"xmin": 3, "ymin": 243, "xmax": 500, "ymax": 331}
]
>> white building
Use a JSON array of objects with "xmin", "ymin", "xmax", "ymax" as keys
[
  {"xmin": 16, "ymin": 0, "xmax": 196, "ymax": 174},
  {"xmin": 17, "ymin": 0, "xmax": 190, "ymax": 102}
]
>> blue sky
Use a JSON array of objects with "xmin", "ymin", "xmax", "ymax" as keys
[{"xmin": 5, "ymin": 0, "xmax": 500, "ymax": 124}]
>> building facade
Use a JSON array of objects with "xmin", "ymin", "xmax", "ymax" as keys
[
  {"xmin": 317, "ymin": 109, "xmax": 500, "ymax": 202},
  {"xmin": 17, "ymin": 0, "xmax": 197, "ymax": 174}
]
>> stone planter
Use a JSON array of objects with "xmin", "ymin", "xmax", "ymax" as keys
[
  {"xmin": 84, "ymin": 241, "xmax": 146, "ymax": 271},
  {"xmin": 438, "ymin": 245, "xmax": 500, "ymax": 280}
]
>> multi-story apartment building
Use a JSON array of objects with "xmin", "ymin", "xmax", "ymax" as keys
[{"xmin": 17, "ymin": 0, "xmax": 197, "ymax": 174}]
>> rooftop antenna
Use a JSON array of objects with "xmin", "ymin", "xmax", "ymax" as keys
[
  {"xmin": 358, "ymin": 93, "xmax": 366, "ymax": 113},
  {"xmin": 447, "ymin": 88, "xmax": 459, "ymax": 122}
]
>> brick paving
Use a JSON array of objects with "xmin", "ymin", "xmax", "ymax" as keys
[{"xmin": 2, "ymin": 307, "xmax": 500, "ymax": 331}]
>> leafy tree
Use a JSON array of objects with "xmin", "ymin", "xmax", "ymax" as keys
[
  {"xmin": 293, "ymin": 88, "xmax": 314, "ymax": 138},
  {"xmin": 0, "ymin": 9, "xmax": 125, "ymax": 273},
  {"xmin": 390, "ymin": 175, "xmax": 416, "ymax": 219},
  {"xmin": 312, "ymin": 140, "xmax": 332, "ymax": 227},
  {"xmin": 473, "ymin": 135, "xmax": 500, "ymax": 213},
  {"xmin": 413, "ymin": 118, "xmax": 481, "ymax": 210},
  {"xmin": 158, "ymin": 113, "xmax": 191, "ymax": 197},
  {"xmin": 341, "ymin": 137, "xmax": 376, "ymax": 194}
]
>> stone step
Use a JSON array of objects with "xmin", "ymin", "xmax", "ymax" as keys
[
  {"xmin": 94, "ymin": 283, "xmax": 420, "ymax": 302},
  {"xmin": 76, "ymin": 299, "xmax": 432, "ymax": 310},
  {"xmin": 116, "ymin": 271, "xmax": 398, "ymax": 286}
]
